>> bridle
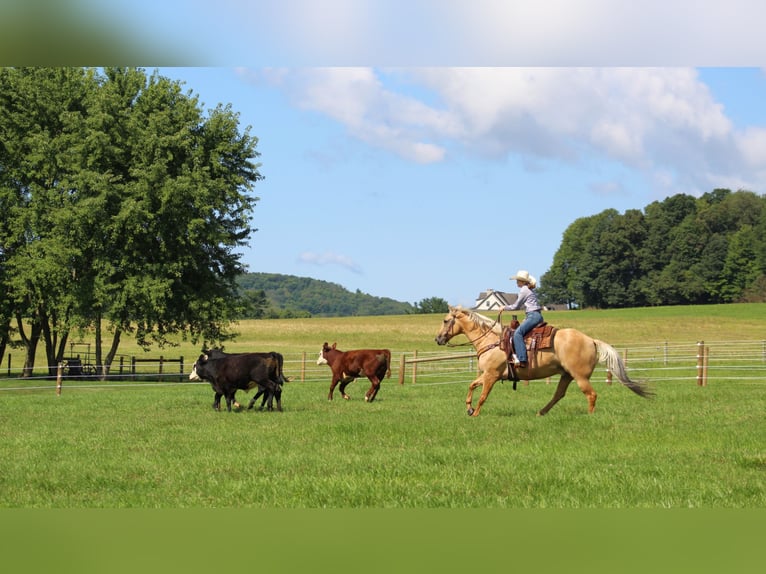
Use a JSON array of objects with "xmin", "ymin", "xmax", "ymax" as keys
[{"xmin": 442, "ymin": 312, "xmax": 500, "ymax": 350}]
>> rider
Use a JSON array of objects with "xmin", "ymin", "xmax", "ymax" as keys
[{"xmin": 500, "ymin": 270, "xmax": 543, "ymax": 369}]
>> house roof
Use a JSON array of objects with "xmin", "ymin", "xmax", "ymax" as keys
[{"xmin": 472, "ymin": 289, "xmax": 517, "ymax": 310}]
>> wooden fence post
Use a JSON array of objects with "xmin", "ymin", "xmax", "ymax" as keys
[
  {"xmin": 398, "ymin": 354, "xmax": 406, "ymax": 385},
  {"xmin": 412, "ymin": 350, "xmax": 418, "ymax": 384},
  {"xmin": 696, "ymin": 341, "xmax": 704, "ymax": 386},
  {"xmin": 56, "ymin": 362, "xmax": 63, "ymax": 396}
]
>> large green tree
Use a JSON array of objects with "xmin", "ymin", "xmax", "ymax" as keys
[
  {"xmin": 0, "ymin": 67, "xmax": 263, "ymax": 376},
  {"xmin": 0, "ymin": 67, "xmax": 95, "ymax": 375},
  {"xmin": 538, "ymin": 215, "xmax": 601, "ymax": 308}
]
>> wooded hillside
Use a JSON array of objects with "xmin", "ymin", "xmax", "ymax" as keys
[{"xmin": 236, "ymin": 273, "xmax": 416, "ymax": 317}]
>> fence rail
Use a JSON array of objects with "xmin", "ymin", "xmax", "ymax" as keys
[{"xmin": 1, "ymin": 340, "xmax": 764, "ymax": 394}]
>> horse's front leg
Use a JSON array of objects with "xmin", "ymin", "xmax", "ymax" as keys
[
  {"xmin": 466, "ymin": 376, "xmax": 485, "ymax": 416},
  {"xmin": 469, "ymin": 373, "xmax": 501, "ymax": 417}
]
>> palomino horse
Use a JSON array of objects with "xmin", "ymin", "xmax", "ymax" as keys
[{"xmin": 434, "ymin": 306, "xmax": 653, "ymax": 416}]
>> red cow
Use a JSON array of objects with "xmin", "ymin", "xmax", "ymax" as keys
[{"xmin": 317, "ymin": 342, "xmax": 392, "ymax": 402}]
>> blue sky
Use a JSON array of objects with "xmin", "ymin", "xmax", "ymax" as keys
[{"xmin": 69, "ymin": 2, "xmax": 766, "ymax": 306}]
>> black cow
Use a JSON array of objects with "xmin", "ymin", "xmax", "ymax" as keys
[
  {"xmin": 189, "ymin": 351, "xmax": 285, "ymax": 412},
  {"xmin": 198, "ymin": 349, "xmax": 287, "ymax": 411}
]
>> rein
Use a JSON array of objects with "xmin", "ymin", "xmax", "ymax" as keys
[{"xmin": 444, "ymin": 314, "xmax": 501, "ymax": 351}]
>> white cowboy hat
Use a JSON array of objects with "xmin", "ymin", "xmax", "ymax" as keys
[{"xmin": 509, "ymin": 270, "xmax": 532, "ymax": 284}]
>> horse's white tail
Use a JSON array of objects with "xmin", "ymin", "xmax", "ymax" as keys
[{"xmin": 595, "ymin": 340, "xmax": 654, "ymax": 399}]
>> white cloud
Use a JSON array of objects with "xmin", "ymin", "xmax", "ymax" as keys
[
  {"xmin": 247, "ymin": 67, "xmax": 454, "ymax": 163},
  {"xmin": 298, "ymin": 251, "xmax": 362, "ymax": 274},
  {"xmin": 246, "ymin": 66, "xmax": 765, "ymax": 194},
  {"xmin": 737, "ymin": 127, "xmax": 766, "ymax": 166}
]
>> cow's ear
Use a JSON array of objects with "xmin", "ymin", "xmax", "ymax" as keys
[{"xmin": 332, "ymin": 342, "xmax": 337, "ymax": 349}]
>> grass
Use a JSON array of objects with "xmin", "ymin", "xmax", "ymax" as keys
[
  {"xmin": 1, "ymin": 303, "xmax": 764, "ymax": 509},
  {"xmin": 1, "ymin": 365, "xmax": 764, "ymax": 508}
]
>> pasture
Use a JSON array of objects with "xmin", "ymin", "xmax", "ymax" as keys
[{"xmin": 1, "ymin": 303, "xmax": 764, "ymax": 508}]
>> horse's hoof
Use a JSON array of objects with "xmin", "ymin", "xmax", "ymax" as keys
[{"xmin": 467, "ymin": 407, "xmax": 475, "ymax": 416}]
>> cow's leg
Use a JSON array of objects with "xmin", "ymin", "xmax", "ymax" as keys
[
  {"xmin": 261, "ymin": 388, "xmax": 270, "ymax": 410},
  {"xmin": 264, "ymin": 383, "xmax": 275, "ymax": 410},
  {"xmin": 265, "ymin": 380, "xmax": 279, "ymax": 410},
  {"xmin": 338, "ymin": 376, "xmax": 353, "ymax": 400},
  {"xmin": 328, "ymin": 377, "xmax": 339, "ymax": 401},
  {"xmin": 271, "ymin": 385, "xmax": 283, "ymax": 412},
  {"xmin": 224, "ymin": 391, "xmax": 239, "ymax": 412},
  {"xmin": 365, "ymin": 377, "xmax": 380, "ymax": 402},
  {"xmin": 213, "ymin": 392, "xmax": 223, "ymax": 411},
  {"xmin": 248, "ymin": 387, "xmax": 265, "ymax": 410}
]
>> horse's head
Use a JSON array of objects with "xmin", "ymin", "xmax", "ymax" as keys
[{"xmin": 434, "ymin": 306, "xmax": 465, "ymax": 346}]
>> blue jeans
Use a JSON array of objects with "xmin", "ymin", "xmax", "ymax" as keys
[{"xmin": 513, "ymin": 311, "xmax": 543, "ymax": 362}]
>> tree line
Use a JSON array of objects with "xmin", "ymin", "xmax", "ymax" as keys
[
  {"xmin": 538, "ymin": 189, "xmax": 766, "ymax": 309},
  {"xmin": 0, "ymin": 68, "xmax": 262, "ymax": 377}
]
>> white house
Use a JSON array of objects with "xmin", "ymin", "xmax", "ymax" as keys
[{"xmin": 472, "ymin": 288, "xmax": 517, "ymax": 312}]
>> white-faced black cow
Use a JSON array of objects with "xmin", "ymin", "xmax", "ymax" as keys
[
  {"xmin": 197, "ymin": 349, "xmax": 287, "ymax": 411},
  {"xmin": 317, "ymin": 342, "xmax": 392, "ymax": 402},
  {"xmin": 189, "ymin": 350, "xmax": 286, "ymax": 412}
]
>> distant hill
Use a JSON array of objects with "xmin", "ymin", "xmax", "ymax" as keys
[{"xmin": 236, "ymin": 273, "xmax": 416, "ymax": 317}]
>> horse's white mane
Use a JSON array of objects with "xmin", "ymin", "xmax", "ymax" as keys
[{"xmin": 452, "ymin": 305, "xmax": 502, "ymax": 334}]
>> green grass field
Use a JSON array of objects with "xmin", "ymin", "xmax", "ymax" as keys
[{"xmin": 1, "ymin": 303, "xmax": 764, "ymax": 508}]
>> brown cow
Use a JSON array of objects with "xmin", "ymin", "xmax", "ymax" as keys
[{"xmin": 316, "ymin": 342, "xmax": 392, "ymax": 402}]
